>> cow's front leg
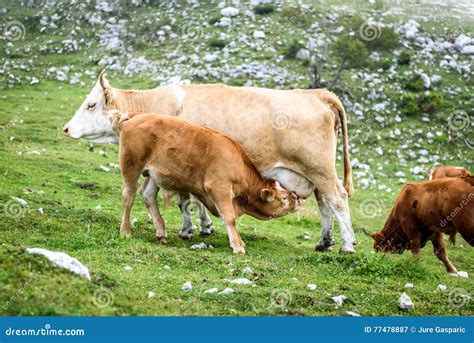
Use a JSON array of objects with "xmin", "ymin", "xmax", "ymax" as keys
[
  {"xmin": 314, "ymin": 189, "xmax": 335, "ymax": 251},
  {"xmin": 140, "ymin": 177, "xmax": 167, "ymax": 244},
  {"xmin": 177, "ymin": 192, "xmax": 196, "ymax": 240},
  {"xmin": 431, "ymin": 232, "xmax": 457, "ymax": 273}
]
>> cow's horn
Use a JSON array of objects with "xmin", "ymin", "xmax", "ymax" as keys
[{"xmin": 99, "ymin": 69, "xmax": 107, "ymax": 89}]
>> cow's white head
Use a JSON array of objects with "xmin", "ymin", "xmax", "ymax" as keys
[{"xmin": 63, "ymin": 71, "xmax": 118, "ymax": 144}]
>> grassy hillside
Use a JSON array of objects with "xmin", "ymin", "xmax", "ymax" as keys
[{"xmin": 0, "ymin": 0, "xmax": 472, "ymax": 316}]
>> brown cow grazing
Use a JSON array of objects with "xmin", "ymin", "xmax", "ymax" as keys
[
  {"xmin": 109, "ymin": 111, "xmax": 301, "ymax": 254},
  {"xmin": 372, "ymin": 176, "xmax": 474, "ymax": 273},
  {"xmin": 429, "ymin": 166, "xmax": 472, "ymax": 180}
]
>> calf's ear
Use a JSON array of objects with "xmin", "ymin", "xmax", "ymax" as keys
[{"xmin": 261, "ymin": 188, "xmax": 275, "ymax": 202}]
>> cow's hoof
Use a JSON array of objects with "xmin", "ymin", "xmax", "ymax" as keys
[
  {"xmin": 178, "ymin": 230, "xmax": 193, "ymax": 240},
  {"xmin": 157, "ymin": 237, "xmax": 168, "ymax": 244},
  {"xmin": 199, "ymin": 224, "xmax": 214, "ymax": 237},
  {"xmin": 120, "ymin": 229, "xmax": 131, "ymax": 238},
  {"xmin": 339, "ymin": 245, "xmax": 356, "ymax": 254},
  {"xmin": 315, "ymin": 244, "xmax": 332, "ymax": 252},
  {"xmin": 232, "ymin": 246, "xmax": 246, "ymax": 255}
]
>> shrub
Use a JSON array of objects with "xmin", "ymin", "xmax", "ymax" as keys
[
  {"xmin": 280, "ymin": 5, "xmax": 312, "ymax": 26},
  {"xmin": 333, "ymin": 35, "xmax": 369, "ymax": 68},
  {"xmin": 380, "ymin": 58, "xmax": 393, "ymax": 70},
  {"xmin": 208, "ymin": 37, "xmax": 226, "ymax": 49},
  {"xmin": 365, "ymin": 27, "xmax": 399, "ymax": 51},
  {"xmin": 403, "ymin": 75, "xmax": 424, "ymax": 92},
  {"xmin": 399, "ymin": 93, "xmax": 420, "ymax": 116},
  {"xmin": 208, "ymin": 15, "xmax": 220, "ymax": 25},
  {"xmin": 283, "ymin": 39, "xmax": 304, "ymax": 59},
  {"xmin": 397, "ymin": 50, "xmax": 412, "ymax": 65},
  {"xmin": 399, "ymin": 92, "xmax": 444, "ymax": 116},
  {"xmin": 254, "ymin": 4, "xmax": 275, "ymax": 15}
]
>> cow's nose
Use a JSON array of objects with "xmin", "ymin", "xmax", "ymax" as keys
[{"xmin": 63, "ymin": 126, "xmax": 70, "ymax": 136}]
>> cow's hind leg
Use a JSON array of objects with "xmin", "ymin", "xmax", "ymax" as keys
[
  {"xmin": 314, "ymin": 189, "xmax": 335, "ymax": 251},
  {"xmin": 177, "ymin": 192, "xmax": 196, "ymax": 240},
  {"xmin": 431, "ymin": 232, "xmax": 458, "ymax": 273},
  {"xmin": 140, "ymin": 177, "xmax": 168, "ymax": 244},
  {"xmin": 191, "ymin": 194, "xmax": 215, "ymax": 237},
  {"xmin": 120, "ymin": 175, "xmax": 140, "ymax": 237}
]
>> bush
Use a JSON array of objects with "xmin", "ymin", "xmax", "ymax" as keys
[
  {"xmin": 208, "ymin": 37, "xmax": 226, "ymax": 49},
  {"xmin": 208, "ymin": 15, "xmax": 220, "ymax": 25},
  {"xmin": 283, "ymin": 39, "xmax": 304, "ymax": 59},
  {"xmin": 365, "ymin": 27, "xmax": 399, "ymax": 50},
  {"xmin": 254, "ymin": 4, "xmax": 275, "ymax": 15},
  {"xmin": 403, "ymin": 75, "xmax": 425, "ymax": 92},
  {"xmin": 397, "ymin": 50, "xmax": 412, "ymax": 65},
  {"xmin": 399, "ymin": 92, "xmax": 444, "ymax": 116},
  {"xmin": 333, "ymin": 36, "xmax": 369, "ymax": 68},
  {"xmin": 380, "ymin": 58, "xmax": 393, "ymax": 70},
  {"xmin": 280, "ymin": 5, "xmax": 312, "ymax": 26}
]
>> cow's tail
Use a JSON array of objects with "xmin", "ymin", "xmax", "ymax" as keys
[
  {"xmin": 319, "ymin": 90, "xmax": 354, "ymax": 197},
  {"xmin": 106, "ymin": 110, "xmax": 129, "ymax": 133}
]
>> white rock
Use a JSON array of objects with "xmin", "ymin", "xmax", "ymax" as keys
[
  {"xmin": 26, "ymin": 248, "xmax": 91, "ymax": 280},
  {"xmin": 346, "ymin": 311, "xmax": 361, "ymax": 316},
  {"xmin": 398, "ymin": 292, "xmax": 414, "ymax": 311},
  {"xmin": 231, "ymin": 278, "xmax": 252, "ymax": 285},
  {"xmin": 10, "ymin": 196, "xmax": 27, "ymax": 206},
  {"xmin": 99, "ymin": 164, "xmax": 110, "ymax": 172},
  {"xmin": 404, "ymin": 283, "xmax": 414, "ymax": 289},
  {"xmin": 204, "ymin": 287, "xmax": 219, "ymax": 294},
  {"xmin": 163, "ymin": 265, "xmax": 171, "ymax": 270},
  {"xmin": 147, "ymin": 291, "xmax": 156, "ymax": 298},
  {"xmin": 243, "ymin": 267, "xmax": 254, "ymax": 274},
  {"xmin": 303, "ymin": 232, "xmax": 311, "ymax": 240},
  {"xmin": 420, "ymin": 73, "xmax": 430, "ymax": 89},
  {"xmin": 221, "ymin": 7, "xmax": 239, "ymax": 17},
  {"xmin": 457, "ymin": 271, "xmax": 469, "ymax": 278},
  {"xmin": 124, "ymin": 265, "xmax": 133, "ymax": 271},
  {"xmin": 38, "ymin": 208, "xmax": 44, "ymax": 215},
  {"xmin": 307, "ymin": 283, "xmax": 317, "ymax": 291},
  {"xmin": 219, "ymin": 287, "xmax": 234, "ymax": 295},
  {"xmin": 431, "ymin": 74, "xmax": 442, "ymax": 83},
  {"xmin": 182, "ymin": 281, "xmax": 192, "ymax": 291},
  {"xmin": 455, "ymin": 34, "xmax": 471, "ymax": 48},
  {"xmin": 437, "ymin": 284, "xmax": 447, "ymax": 291},
  {"xmin": 395, "ymin": 171, "xmax": 405, "ymax": 177},
  {"xmin": 190, "ymin": 242, "xmax": 207, "ymax": 250},
  {"xmin": 253, "ymin": 30, "xmax": 265, "ymax": 39},
  {"xmin": 296, "ymin": 48, "xmax": 310, "ymax": 60},
  {"xmin": 461, "ymin": 45, "xmax": 474, "ymax": 55},
  {"xmin": 332, "ymin": 295, "xmax": 347, "ymax": 308}
]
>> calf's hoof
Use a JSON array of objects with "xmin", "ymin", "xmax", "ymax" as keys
[
  {"xmin": 120, "ymin": 228, "xmax": 131, "ymax": 237},
  {"xmin": 157, "ymin": 237, "xmax": 168, "ymax": 244},
  {"xmin": 178, "ymin": 229, "xmax": 193, "ymax": 240},
  {"xmin": 232, "ymin": 246, "xmax": 246, "ymax": 255},
  {"xmin": 199, "ymin": 224, "xmax": 215, "ymax": 237}
]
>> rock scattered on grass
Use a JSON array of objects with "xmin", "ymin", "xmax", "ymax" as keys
[
  {"xmin": 404, "ymin": 283, "xmax": 414, "ymax": 289},
  {"xmin": 243, "ymin": 267, "xmax": 254, "ymax": 274},
  {"xmin": 124, "ymin": 265, "xmax": 133, "ymax": 271},
  {"xmin": 307, "ymin": 284, "xmax": 317, "ymax": 291},
  {"xmin": 346, "ymin": 311, "xmax": 361, "ymax": 317},
  {"xmin": 26, "ymin": 247, "xmax": 91, "ymax": 280},
  {"xmin": 163, "ymin": 265, "xmax": 171, "ymax": 270},
  {"xmin": 219, "ymin": 288, "xmax": 234, "ymax": 295},
  {"xmin": 182, "ymin": 281, "xmax": 192, "ymax": 292},
  {"xmin": 231, "ymin": 278, "xmax": 252, "ymax": 285},
  {"xmin": 147, "ymin": 291, "xmax": 156, "ymax": 298},
  {"xmin": 437, "ymin": 284, "xmax": 447, "ymax": 291},
  {"xmin": 398, "ymin": 292, "xmax": 414, "ymax": 311},
  {"xmin": 190, "ymin": 242, "xmax": 207, "ymax": 250},
  {"xmin": 204, "ymin": 288, "xmax": 219, "ymax": 294},
  {"xmin": 332, "ymin": 295, "xmax": 347, "ymax": 308}
]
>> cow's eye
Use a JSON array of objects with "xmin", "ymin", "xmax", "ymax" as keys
[{"xmin": 87, "ymin": 103, "xmax": 97, "ymax": 111}]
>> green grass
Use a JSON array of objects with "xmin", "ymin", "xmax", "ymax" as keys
[{"xmin": 0, "ymin": 0, "xmax": 473, "ymax": 316}]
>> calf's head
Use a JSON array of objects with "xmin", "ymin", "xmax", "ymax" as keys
[
  {"xmin": 63, "ymin": 70, "xmax": 118, "ymax": 143},
  {"xmin": 257, "ymin": 181, "xmax": 301, "ymax": 219}
]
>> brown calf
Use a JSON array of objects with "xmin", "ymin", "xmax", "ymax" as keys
[
  {"xmin": 429, "ymin": 166, "xmax": 471, "ymax": 180},
  {"xmin": 372, "ymin": 176, "xmax": 474, "ymax": 273},
  {"xmin": 110, "ymin": 111, "xmax": 300, "ymax": 254}
]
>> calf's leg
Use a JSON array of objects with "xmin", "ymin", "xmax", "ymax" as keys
[
  {"xmin": 431, "ymin": 232, "xmax": 458, "ymax": 273},
  {"xmin": 177, "ymin": 192, "xmax": 195, "ymax": 240},
  {"xmin": 140, "ymin": 178, "xmax": 168, "ymax": 244}
]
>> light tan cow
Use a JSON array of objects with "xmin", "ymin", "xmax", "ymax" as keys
[
  {"xmin": 64, "ymin": 71, "xmax": 356, "ymax": 253},
  {"xmin": 108, "ymin": 110, "xmax": 301, "ymax": 254}
]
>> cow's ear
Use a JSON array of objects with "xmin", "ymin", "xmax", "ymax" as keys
[
  {"xmin": 103, "ymin": 88, "xmax": 114, "ymax": 107},
  {"xmin": 261, "ymin": 188, "xmax": 275, "ymax": 202}
]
